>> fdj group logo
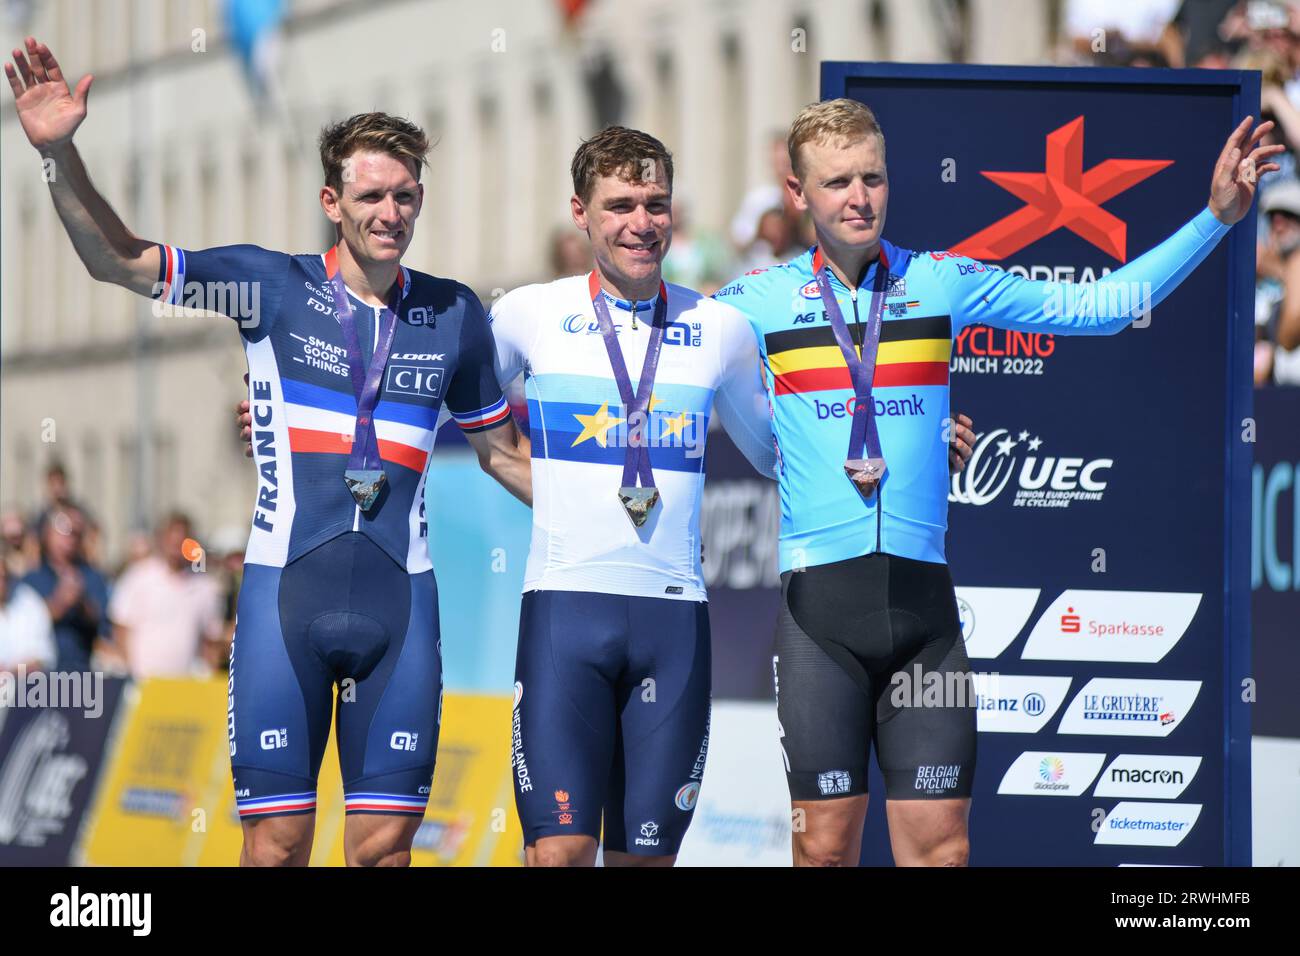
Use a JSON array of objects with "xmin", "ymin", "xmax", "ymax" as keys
[
  {"xmin": 949, "ymin": 427, "xmax": 1113, "ymax": 509},
  {"xmin": 948, "ymin": 116, "xmax": 1173, "ymax": 263}
]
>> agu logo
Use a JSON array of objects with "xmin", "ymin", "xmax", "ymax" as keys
[{"xmin": 634, "ymin": 821, "xmax": 661, "ymax": 847}]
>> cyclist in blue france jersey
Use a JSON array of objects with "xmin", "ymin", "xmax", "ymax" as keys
[
  {"xmin": 714, "ymin": 98, "xmax": 1281, "ymax": 867},
  {"xmin": 7, "ymin": 38, "xmax": 531, "ymax": 867}
]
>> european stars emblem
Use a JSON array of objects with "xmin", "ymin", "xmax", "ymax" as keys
[
  {"xmin": 571, "ymin": 401, "xmax": 625, "ymax": 448},
  {"xmin": 660, "ymin": 411, "xmax": 691, "ymax": 441}
]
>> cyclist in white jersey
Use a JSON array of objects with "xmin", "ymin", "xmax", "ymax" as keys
[{"xmin": 489, "ymin": 127, "xmax": 779, "ymax": 867}]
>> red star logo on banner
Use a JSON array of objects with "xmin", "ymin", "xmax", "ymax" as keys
[{"xmin": 949, "ymin": 116, "xmax": 1173, "ymax": 262}]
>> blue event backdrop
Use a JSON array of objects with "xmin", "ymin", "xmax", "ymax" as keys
[{"xmin": 816, "ymin": 62, "xmax": 1255, "ymax": 866}]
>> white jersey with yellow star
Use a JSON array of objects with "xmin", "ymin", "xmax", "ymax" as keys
[{"xmin": 489, "ymin": 275, "xmax": 777, "ymax": 600}]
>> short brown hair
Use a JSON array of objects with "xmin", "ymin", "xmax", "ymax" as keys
[
  {"xmin": 318, "ymin": 112, "xmax": 431, "ymax": 195},
  {"xmin": 571, "ymin": 126, "xmax": 674, "ymax": 204},
  {"xmin": 787, "ymin": 98, "xmax": 886, "ymax": 179}
]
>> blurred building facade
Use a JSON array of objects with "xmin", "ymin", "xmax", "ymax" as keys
[{"xmin": 0, "ymin": 0, "xmax": 1056, "ymax": 560}]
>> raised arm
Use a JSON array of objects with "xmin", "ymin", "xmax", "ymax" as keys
[{"xmin": 6, "ymin": 36, "xmax": 161, "ymax": 295}]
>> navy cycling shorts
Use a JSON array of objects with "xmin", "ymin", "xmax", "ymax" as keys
[
  {"xmin": 511, "ymin": 589, "xmax": 711, "ymax": 856},
  {"xmin": 228, "ymin": 532, "xmax": 442, "ymax": 819}
]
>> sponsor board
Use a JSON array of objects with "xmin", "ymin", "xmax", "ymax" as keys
[
  {"xmin": 1057, "ymin": 678, "xmax": 1202, "ymax": 737},
  {"xmin": 0, "ymin": 679, "xmax": 127, "ymax": 865},
  {"xmin": 949, "ymin": 427, "xmax": 1114, "ymax": 510},
  {"xmin": 1093, "ymin": 754, "xmax": 1202, "ymax": 799},
  {"xmin": 954, "ymin": 586, "xmax": 1041, "ymax": 659},
  {"xmin": 1021, "ymin": 590, "xmax": 1201, "ymax": 663},
  {"xmin": 1094, "ymin": 801, "xmax": 1202, "ymax": 847},
  {"xmin": 971, "ymin": 673, "xmax": 1073, "ymax": 733},
  {"xmin": 996, "ymin": 751, "xmax": 1107, "ymax": 796}
]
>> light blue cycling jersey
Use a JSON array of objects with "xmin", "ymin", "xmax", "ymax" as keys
[{"xmin": 715, "ymin": 207, "xmax": 1230, "ymax": 573}]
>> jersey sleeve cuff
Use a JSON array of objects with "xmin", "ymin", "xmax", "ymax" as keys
[
  {"xmin": 450, "ymin": 395, "xmax": 512, "ymax": 433},
  {"xmin": 154, "ymin": 244, "xmax": 187, "ymax": 305},
  {"xmin": 1192, "ymin": 205, "xmax": 1231, "ymax": 240}
]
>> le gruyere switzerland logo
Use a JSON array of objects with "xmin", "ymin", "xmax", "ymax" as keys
[{"xmin": 950, "ymin": 116, "xmax": 1173, "ymax": 263}]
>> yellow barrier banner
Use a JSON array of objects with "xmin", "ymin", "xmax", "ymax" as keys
[{"xmin": 81, "ymin": 679, "xmax": 522, "ymax": 866}]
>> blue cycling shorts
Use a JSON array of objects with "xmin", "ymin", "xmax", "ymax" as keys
[
  {"xmin": 228, "ymin": 532, "xmax": 442, "ymax": 819},
  {"xmin": 511, "ymin": 589, "xmax": 711, "ymax": 856}
]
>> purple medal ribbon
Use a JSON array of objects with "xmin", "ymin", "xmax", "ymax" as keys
[
  {"xmin": 324, "ymin": 247, "xmax": 404, "ymax": 511},
  {"xmin": 588, "ymin": 271, "xmax": 668, "ymax": 526},
  {"xmin": 814, "ymin": 247, "xmax": 891, "ymax": 497}
]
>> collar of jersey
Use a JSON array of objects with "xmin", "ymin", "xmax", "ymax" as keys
[
  {"xmin": 809, "ymin": 242, "xmax": 892, "ymax": 293},
  {"xmin": 599, "ymin": 288, "xmax": 658, "ymax": 312},
  {"xmin": 321, "ymin": 246, "xmax": 411, "ymax": 308}
]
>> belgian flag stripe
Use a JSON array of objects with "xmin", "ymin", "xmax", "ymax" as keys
[{"xmin": 764, "ymin": 314, "xmax": 951, "ymax": 355}]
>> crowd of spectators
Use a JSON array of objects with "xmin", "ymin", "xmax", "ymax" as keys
[
  {"xmin": 0, "ymin": 461, "xmax": 239, "ymax": 680},
  {"xmin": 1062, "ymin": 0, "xmax": 1300, "ymax": 384}
]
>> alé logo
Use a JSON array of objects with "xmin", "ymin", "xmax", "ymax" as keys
[{"xmin": 948, "ymin": 116, "xmax": 1173, "ymax": 263}]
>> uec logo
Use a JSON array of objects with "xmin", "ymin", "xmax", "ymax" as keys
[{"xmin": 562, "ymin": 314, "xmax": 609, "ymax": 334}]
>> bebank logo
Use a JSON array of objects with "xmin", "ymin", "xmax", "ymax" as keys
[
  {"xmin": 1094, "ymin": 754, "xmax": 1202, "ymax": 799},
  {"xmin": 815, "ymin": 393, "xmax": 927, "ymax": 420},
  {"xmin": 971, "ymin": 673, "xmax": 1072, "ymax": 733},
  {"xmin": 949, "ymin": 427, "xmax": 1113, "ymax": 509},
  {"xmin": 948, "ymin": 116, "xmax": 1173, "ymax": 263},
  {"xmin": 953, "ymin": 586, "xmax": 1041, "ymax": 659},
  {"xmin": 1057, "ymin": 678, "xmax": 1202, "ymax": 737},
  {"xmin": 1095, "ymin": 802, "xmax": 1202, "ymax": 848},
  {"xmin": 1021, "ymin": 590, "xmax": 1202, "ymax": 663},
  {"xmin": 996, "ymin": 751, "xmax": 1106, "ymax": 796}
]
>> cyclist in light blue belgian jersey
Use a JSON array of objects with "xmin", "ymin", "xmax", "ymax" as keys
[{"xmin": 716, "ymin": 99, "xmax": 1280, "ymax": 867}]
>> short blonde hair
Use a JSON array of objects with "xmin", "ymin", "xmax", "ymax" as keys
[{"xmin": 787, "ymin": 98, "xmax": 886, "ymax": 179}]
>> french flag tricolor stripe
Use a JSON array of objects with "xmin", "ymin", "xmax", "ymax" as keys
[
  {"xmin": 236, "ymin": 792, "xmax": 317, "ymax": 817},
  {"xmin": 157, "ymin": 245, "xmax": 186, "ymax": 305},
  {"xmin": 452, "ymin": 397, "xmax": 511, "ymax": 432},
  {"xmin": 344, "ymin": 792, "xmax": 428, "ymax": 814}
]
